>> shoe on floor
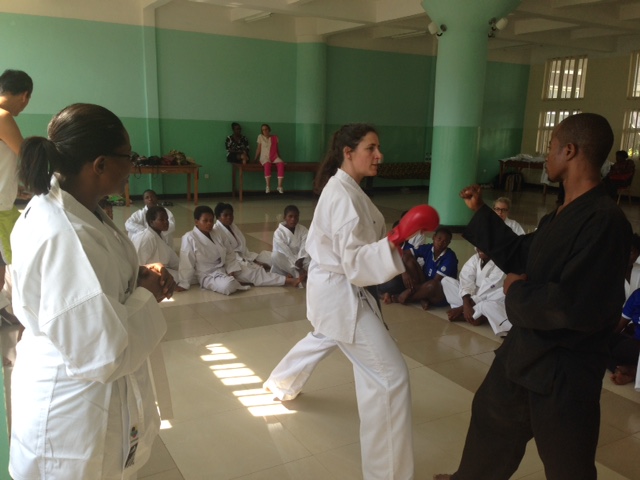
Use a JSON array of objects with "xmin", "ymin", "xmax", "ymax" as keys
[
  {"xmin": 277, "ymin": 187, "xmax": 284, "ymax": 194},
  {"xmin": 265, "ymin": 186, "xmax": 270, "ymax": 193}
]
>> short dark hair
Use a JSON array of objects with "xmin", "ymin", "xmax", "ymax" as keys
[
  {"xmin": 616, "ymin": 150, "xmax": 629, "ymax": 161},
  {"xmin": 194, "ymin": 205, "xmax": 214, "ymax": 220},
  {"xmin": 284, "ymin": 205, "xmax": 299, "ymax": 216},
  {"xmin": 434, "ymin": 226, "xmax": 453, "ymax": 241},
  {"xmin": 0, "ymin": 69, "xmax": 33, "ymax": 96},
  {"xmin": 146, "ymin": 205, "xmax": 167, "ymax": 224},
  {"xmin": 556, "ymin": 113, "xmax": 613, "ymax": 169},
  {"xmin": 143, "ymin": 189, "xmax": 157, "ymax": 197},
  {"xmin": 231, "ymin": 122, "xmax": 240, "ymax": 129},
  {"xmin": 214, "ymin": 202, "xmax": 233, "ymax": 218}
]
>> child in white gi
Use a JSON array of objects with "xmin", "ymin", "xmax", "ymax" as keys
[
  {"xmin": 125, "ymin": 189, "xmax": 176, "ymax": 246},
  {"xmin": 213, "ymin": 202, "xmax": 300, "ymax": 288},
  {"xmin": 442, "ymin": 248, "xmax": 511, "ymax": 336},
  {"xmin": 271, "ymin": 204, "xmax": 310, "ymax": 280},
  {"xmin": 176, "ymin": 205, "xmax": 248, "ymax": 295},
  {"xmin": 133, "ymin": 206, "xmax": 180, "ymax": 282}
]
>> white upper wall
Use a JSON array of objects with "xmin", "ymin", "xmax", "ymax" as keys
[{"xmin": 2, "ymin": 0, "xmax": 639, "ymax": 65}]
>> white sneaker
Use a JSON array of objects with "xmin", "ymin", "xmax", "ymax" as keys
[
  {"xmin": 265, "ymin": 186, "xmax": 270, "ymax": 193},
  {"xmin": 277, "ymin": 187, "xmax": 284, "ymax": 194}
]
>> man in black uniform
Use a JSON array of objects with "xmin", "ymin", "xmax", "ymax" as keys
[{"xmin": 435, "ymin": 113, "xmax": 632, "ymax": 480}]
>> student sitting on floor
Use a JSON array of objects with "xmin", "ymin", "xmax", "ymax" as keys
[
  {"xmin": 132, "ymin": 206, "xmax": 180, "ymax": 282},
  {"xmin": 378, "ymin": 226, "xmax": 458, "ymax": 310},
  {"xmin": 442, "ymin": 248, "xmax": 511, "ymax": 337},
  {"xmin": 271, "ymin": 205, "xmax": 310, "ymax": 281},
  {"xmin": 176, "ymin": 205, "xmax": 249, "ymax": 295},
  {"xmin": 492, "ymin": 197, "xmax": 525, "ymax": 235},
  {"xmin": 213, "ymin": 202, "xmax": 300, "ymax": 288},
  {"xmin": 125, "ymin": 189, "xmax": 176, "ymax": 246},
  {"xmin": 625, "ymin": 233, "xmax": 640, "ymax": 299},
  {"xmin": 213, "ymin": 202, "xmax": 272, "ymax": 266},
  {"xmin": 608, "ymin": 288, "xmax": 640, "ymax": 385}
]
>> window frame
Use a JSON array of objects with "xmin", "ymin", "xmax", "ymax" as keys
[
  {"xmin": 542, "ymin": 56, "xmax": 588, "ymax": 100},
  {"xmin": 536, "ymin": 110, "xmax": 582, "ymax": 155},
  {"xmin": 621, "ymin": 110, "xmax": 640, "ymax": 159},
  {"xmin": 628, "ymin": 51, "xmax": 640, "ymax": 99}
]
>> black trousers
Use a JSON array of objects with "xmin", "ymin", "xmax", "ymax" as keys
[{"xmin": 452, "ymin": 356, "xmax": 602, "ymax": 480}]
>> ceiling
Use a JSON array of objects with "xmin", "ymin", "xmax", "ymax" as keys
[{"xmin": 181, "ymin": 0, "xmax": 640, "ymax": 59}]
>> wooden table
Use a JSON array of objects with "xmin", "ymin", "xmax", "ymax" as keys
[
  {"xmin": 231, "ymin": 162, "xmax": 319, "ymax": 201},
  {"xmin": 125, "ymin": 164, "xmax": 200, "ymax": 206},
  {"xmin": 498, "ymin": 158, "xmax": 545, "ymax": 185}
]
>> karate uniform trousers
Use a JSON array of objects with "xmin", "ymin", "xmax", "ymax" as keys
[{"xmin": 295, "ymin": 169, "xmax": 413, "ymax": 479}]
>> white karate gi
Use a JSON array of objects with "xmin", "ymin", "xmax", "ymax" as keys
[
  {"xmin": 9, "ymin": 178, "xmax": 166, "ymax": 480},
  {"xmin": 271, "ymin": 222, "xmax": 310, "ymax": 277},
  {"xmin": 125, "ymin": 205, "xmax": 175, "ymax": 247},
  {"xmin": 505, "ymin": 217, "xmax": 525, "ymax": 236},
  {"xmin": 624, "ymin": 264, "xmax": 640, "ymax": 300},
  {"xmin": 178, "ymin": 227, "xmax": 247, "ymax": 295},
  {"xmin": 213, "ymin": 220, "xmax": 284, "ymax": 286},
  {"xmin": 269, "ymin": 168, "xmax": 413, "ymax": 480},
  {"xmin": 442, "ymin": 253, "xmax": 511, "ymax": 336},
  {"xmin": 133, "ymin": 226, "xmax": 180, "ymax": 282}
]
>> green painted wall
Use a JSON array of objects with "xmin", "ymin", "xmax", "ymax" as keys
[
  {"xmin": 478, "ymin": 61, "xmax": 530, "ymax": 184},
  {"xmin": 2, "ymin": 12, "xmax": 529, "ymax": 197}
]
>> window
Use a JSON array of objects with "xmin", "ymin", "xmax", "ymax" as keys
[
  {"xmin": 621, "ymin": 110, "xmax": 640, "ymax": 158},
  {"xmin": 536, "ymin": 110, "xmax": 581, "ymax": 154},
  {"xmin": 543, "ymin": 56, "xmax": 588, "ymax": 99},
  {"xmin": 629, "ymin": 51, "xmax": 640, "ymax": 98}
]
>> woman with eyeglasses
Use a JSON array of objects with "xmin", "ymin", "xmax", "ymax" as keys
[
  {"xmin": 493, "ymin": 197, "xmax": 525, "ymax": 235},
  {"xmin": 9, "ymin": 103, "xmax": 174, "ymax": 479}
]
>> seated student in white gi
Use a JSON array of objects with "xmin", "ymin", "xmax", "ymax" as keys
[
  {"xmin": 213, "ymin": 202, "xmax": 300, "ymax": 288},
  {"xmin": 132, "ymin": 206, "xmax": 180, "ymax": 282},
  {"xmin": 175, "ymin": 205, "xmax": 249, "ymax": 295},
  {"xmin": 271, "ymin": 204, "xmax": 310, "ymax": 281},
  {"xmin": 492, "ymin": 197, "xmax": 525, "ymax": 235},
  {"xmin": 442, "ymin": 248, "xmax": 511, "ymax": 336},
  {"xmin": 624, "ymin": 233, "xmax": 640, "ymax": 299},
  {"xmin": 125, "ymin": 189, "xmax": 176, "ymax": 246}
]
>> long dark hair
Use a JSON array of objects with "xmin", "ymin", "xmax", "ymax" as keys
[
  {"xmin": 19, "ymin": 103, "xmax": 126, "ymax": 195},
  {"xmin": 314, "ymin": 123, "xmax": 377, "ymax": 194}
]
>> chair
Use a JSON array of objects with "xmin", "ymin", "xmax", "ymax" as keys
[
  {"xmin": 613, "ymin": 171, "xmax": 635, "ymax": 205},
  {"xmin": 610, "ymin": 158, "xmax": 635, "ymax": 205},
  {"xmin": 617, "ymin": 185, "xmax": 633, "ymax": 205}
]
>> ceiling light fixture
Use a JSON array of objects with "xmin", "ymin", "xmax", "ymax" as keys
[{"xmin": 243, "ymin": 12, "xmax": 272, "ymax": 23}]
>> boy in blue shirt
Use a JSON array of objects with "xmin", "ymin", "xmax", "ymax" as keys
[{"xmin": 379, "ymin": 226, "xmax": 458, "ymax": 309}]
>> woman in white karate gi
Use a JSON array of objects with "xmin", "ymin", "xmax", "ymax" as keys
[
  {"xmin": 266, "ymin": 124, "xmax": 441, "ymax": 480},
  {"xmin": 133, "ymin": 205, "xmax": 180, "ymax": 282},
  {"xmin": 9, "ymin": 103, "xmax": 174, "ymax": 480}
]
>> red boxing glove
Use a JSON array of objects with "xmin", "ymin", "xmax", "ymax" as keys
[{"xmin": 387, "ymin": 204, "xmax": 440, "ymax": 247}]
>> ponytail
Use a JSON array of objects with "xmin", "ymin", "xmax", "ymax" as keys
[
  {"xmin": 19, "ymin": 137, "xmax": 58, "ymax": 195},
  {"xmin": 314, "ymin": 123, "xmax": 377, "ymax": 195}
]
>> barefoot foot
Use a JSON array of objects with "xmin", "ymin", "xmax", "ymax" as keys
[
  {"xmin": 611, "ymin": 365, "xmax": 636, "ymax": 385},
  {"xmin": 447, "ymin": 307, "xmax": 463, "ymax": 321}
]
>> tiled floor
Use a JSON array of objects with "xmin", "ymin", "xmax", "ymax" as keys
[{"xmin": 109, "ymin": 186, "xmax": 640, "ymax": 480}]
